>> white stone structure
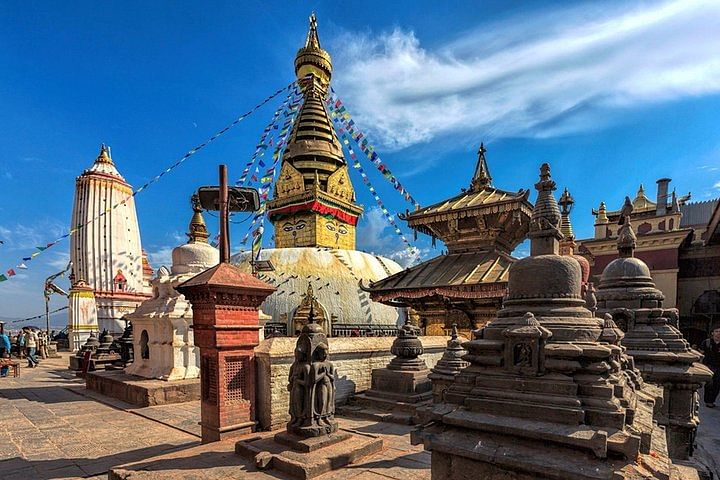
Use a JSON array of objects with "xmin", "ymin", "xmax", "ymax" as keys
[
  {"xmin": 125, "ymin": 204, "xmax": 219, "ymax": 380},
  {"xmin": 69, "ymin": 144, "xmax": 152, "ymax": 335},
  {"xmin": 66, "ymin": 281, "xmax": 99, "ymax": 351},
  {"xmin": 231, "ymin": 248, "xmax": 406, "ymax": 335}
]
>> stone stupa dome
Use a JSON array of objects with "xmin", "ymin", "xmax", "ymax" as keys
[
  {"xmin": 171, "ymin": 241, "xmax": 219, "ymax": 275},
  {"xmin": 231, "ymin": 247, "xmax": 405, "ymax": 332},
  {"xmin": 600, "ymin": 257, "xmax": 653, "ymax": 287}
]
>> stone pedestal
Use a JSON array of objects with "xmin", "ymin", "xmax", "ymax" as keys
[
  {"xmin": 236, "ymin": 284, "xmax": 383, "ymax": 479},
  {"xmin": 176, "ymin": 262, "xmax": 275, "ymax": 443},
  {"xmin": 236, "ymin": 429, "xmax": 382, "ymax": 479}
]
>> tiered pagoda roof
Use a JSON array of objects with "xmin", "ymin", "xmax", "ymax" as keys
[{"xmin": 364, "ymin": 145, "xmax": 532, "ymax": 302}]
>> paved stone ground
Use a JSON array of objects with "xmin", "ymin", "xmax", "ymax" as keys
[
  {"xmin": 695, "ymin": 401, "xmax": 720, "ymax": 477},
  {"xmin": 1, "ymin": 353, "xmax": 718, "ymax": 480},
  {"xmin": 0, "ymin": 354, "xmax": 198, "ymax": 479}
]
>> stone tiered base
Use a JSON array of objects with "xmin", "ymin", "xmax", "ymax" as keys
[
  {"xmin": 85, "ymin": 370, "xmax": 200, "ymax": 407},
  {"xmin": 235, "ymin": 429, "xmax": 383, "ymax": 479},
  {"xmin": 340, "ymin": 367, "xmax": 432, "ymax": 424}
]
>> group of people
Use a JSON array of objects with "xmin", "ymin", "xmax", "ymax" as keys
[{"xmin": 0, "ymin": 324, "xmax": 51, "ymax": 376}]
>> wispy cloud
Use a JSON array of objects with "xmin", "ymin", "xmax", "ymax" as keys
[
  {"xmin": 332, "ymin": 0, "xmax": 720, "ymax": 149},
  {"xmin": 357, "ymin": 207, "xmax": 430, "ymax": 267}
]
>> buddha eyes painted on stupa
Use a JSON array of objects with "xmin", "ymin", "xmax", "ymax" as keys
[
  {"xmin": 324, "ymin": 221, "xmax": 348, "ymax": 235},
  {"xmin": 282, "ymin": 220, "xmax": 307, "ymax": 232}
]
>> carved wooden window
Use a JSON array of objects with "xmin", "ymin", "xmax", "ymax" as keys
[
  {"xmin": 202, "ymin": 356, "xmax": 218, "ymax": 405},
  {"xmin": 225, "ymin": 356, "xmax": 250, "ymax": 404}
]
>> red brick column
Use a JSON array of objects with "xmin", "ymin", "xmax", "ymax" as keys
[{"xmin": 177, "ymin": 263, "xmax": 275, "ymax": 443}]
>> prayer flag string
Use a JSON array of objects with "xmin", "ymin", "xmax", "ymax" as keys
[
  {"xmin": 238, "ymin": 91, "xmax": 304, "ymax": 250},
  {"xmin": 326, "ymin": 90, "xmax": 421, "ymax": 210},
  {"xmin": 0, "ymin": 81, "xmax": 296, "ymax": 285},
  {"xmin": 325, "ymin": 95, "xmax": 416, "ymax": 252}
]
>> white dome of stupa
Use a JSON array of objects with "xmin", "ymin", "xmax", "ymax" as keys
[
  {"xmin": 231, "ymin": 247, "xmax": 405, "ymax": 334},
  {"xmin": 172, "ymin": 241, "xmax": 219, "ymax": 274}
]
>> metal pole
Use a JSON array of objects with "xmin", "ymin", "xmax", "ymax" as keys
[
  {"xmin": 45, "ymin": 296, "xmax": 50, "ymax": 337},
  {"xmin": 219, "ymin": 164, "xmax": 230, "ymax": 263}
]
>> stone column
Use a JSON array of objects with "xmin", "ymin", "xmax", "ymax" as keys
[{"xmin": 177, "ymin": 263, "xmax": 275, "ymax": 443}]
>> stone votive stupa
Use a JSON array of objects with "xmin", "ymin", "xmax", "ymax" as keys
[
  {"xmin": 348, "ymin": 317, "xmax": 432, "ymax": 423},
  {"xmin": 413, "ymin": 163, "xmax": 696, "ymax": 480},
  {"xmin": 596, "ymin": 199, "xmax": 713, "ymax": 460},
  {"xmin": 428, "ymin": 323, "xmax": 469, "ymax": 403}
]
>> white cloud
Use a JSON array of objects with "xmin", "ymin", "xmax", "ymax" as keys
[
  {"xmin": 714, "ymin": 181, "xmax": 720, "ymax": 189},
  {"xmin": 332, "ymin": 0, "xmax": 720, "ymax": 149},
  {"xmin": 147, "ymin": 246, "xmax": 174, "ymax": 270}
]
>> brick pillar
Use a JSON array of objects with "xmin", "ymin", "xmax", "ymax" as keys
[{"xmin": 177, "ymin": 263, "xmax": 275, "ymax": 443}]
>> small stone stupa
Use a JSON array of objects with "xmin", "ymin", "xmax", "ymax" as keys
[
  {"xmin": 428, "ymin": 324, "xmax": 469, "ymax": 403},
  {"xmin": 413, "ymin": 164, "xmax": 695, "ymax": 480},
  {"xmin": 597, "ymin": 199, "xmax": 713, "ymax": 460},
  {"xmin": 125, "ymin": 195, "xmax": 219, "ymax": 380},
  {"xmin": 349, "ymin": 317, "xmax": 433, "ymax": 423}
]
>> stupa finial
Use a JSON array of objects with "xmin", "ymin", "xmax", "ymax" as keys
[
  {"xmin": 96, "ymin": 143, "xmax": 113, "ymax": 164},
  {"xmin": 305, "ymin": 12, "xmax": 320, "ymax": 49},
  {"xmin": 528, "ymin": 163, "xmax": 563, "ymax": 256},
  {"xmin": 295, "ymin": 12, "xmax": 332, "ymax": 88},
  {"xmin": 558, "ymin": 187, "xmax": 575, "ymax": 240},
  {"xmin": 470, "ymin": 142, "xmax": 492, "ymax": 191},
  {"xmin": 187, "ymin": 193, "xmax": 209, "ymax": 244}
]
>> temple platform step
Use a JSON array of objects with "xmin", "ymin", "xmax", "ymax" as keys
[
  {"xmin": 338, "ymin": 391, "xmax": 431, "ymax": 425},
  {"xmin": 85, "ymin": 369, "xmax": 200, "ymax": 407},
  {"xmin": 235, "ymin": 428, "xmax": 383, "ymax": 479}
]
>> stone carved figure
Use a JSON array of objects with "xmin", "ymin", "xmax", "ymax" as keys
[{"xmin": 287, "ymin": 304, "xmax": 338, "ymax": 437}]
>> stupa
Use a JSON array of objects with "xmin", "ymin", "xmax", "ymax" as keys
[
  {"xmin": 413, "ymin": 164, "xmax": 695, "ymax": 479},
  {"xmin": 126, "ymin": 196, "xmax": 219, "ymax": 380},
  {"xmin": 427, "ymin": 324, "xmax": 469, "ymax": 402},
  {"xmin": 232, "ymin": 14, "xmax": 404, "ymax": 336},
  {"xmin": 596, "ymin": 200, "xmax": 713, "ymax": 460},
  {"xmin": 70, "ymin": 144, "xmax": 153, "ymax": 336}
]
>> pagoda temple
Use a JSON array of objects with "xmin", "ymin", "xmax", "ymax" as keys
[
  {"xmin": 362, "ymin": 145, "xmax": 532, "ymax": 337},
  {"xmin": 232, "ymin": 15, "xmax": 404, "ymax": 336},
  {"xmin": 69, "ymin": 145, "xmax": 153, "ymax": 337}
]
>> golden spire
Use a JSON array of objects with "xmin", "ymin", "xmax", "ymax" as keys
[
  {"xmin": 294, "ymin": 12, "xmax": 333, "ymax": 90},
  {"xmin": 96, "ymin": 143, "xmax": 113, "ymax": 164},
  {"xmin": 187, "ymin": 194, "xmax": 209, "ymax": 244},
  {"xmin": 470, "ymin": 142, "xmax": 492, "ymax": 191}
]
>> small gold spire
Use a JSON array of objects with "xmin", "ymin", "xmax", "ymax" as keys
[
  {"xmin": 558, "ymin": 187, "xmax": 576, "ymax": 255},
  {"xmin": 187, "ymin": 194, "xmax": 209, "ymax": 244},
  {"xmin": 96, "ymin": 143, "xmax": 113, "ymax": 164},
  {"xmin": 469, "ymin": 142, "xmax": 492, "ymax": 191},
  {"xmin": 295, "ymin": 13, "xmax": 333, "ymax": 89}
]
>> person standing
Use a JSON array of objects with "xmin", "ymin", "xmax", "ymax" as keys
[
  {"xmin": 0, "ymin": 325, "xmax": 11, "ymax": 377},
  {"xmin": 38, "ymin": 331, "xmax": 48, "ymax": 359},
  {"xmin": 23, "ymin": 327, "xmax": 39, "ymax": 368},
  {"xmin": 15, "ymin": 331, "xmax": 25, "ymax": 359},
  {"xmin": 701, "ymin": 326, "xmax": 720, "ymax": 408}
]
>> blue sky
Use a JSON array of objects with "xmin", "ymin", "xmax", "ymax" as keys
[{"xmin": 1, "ymin": 0, "xmax": 720, "ymax": 322}]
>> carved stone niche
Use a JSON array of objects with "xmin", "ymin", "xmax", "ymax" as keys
[{"xmin": 502, "ymin": 312, "xmax": 551, "ymax": 375}]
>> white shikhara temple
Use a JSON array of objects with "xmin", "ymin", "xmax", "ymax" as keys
[{"xmin": 68, "ymin": 145, "xmax": 152, "ymax": 339}]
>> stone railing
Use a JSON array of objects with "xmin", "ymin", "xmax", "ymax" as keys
[{"xmin": 254, "ymin": 336, "xmax": 449, "ymax": 431}]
